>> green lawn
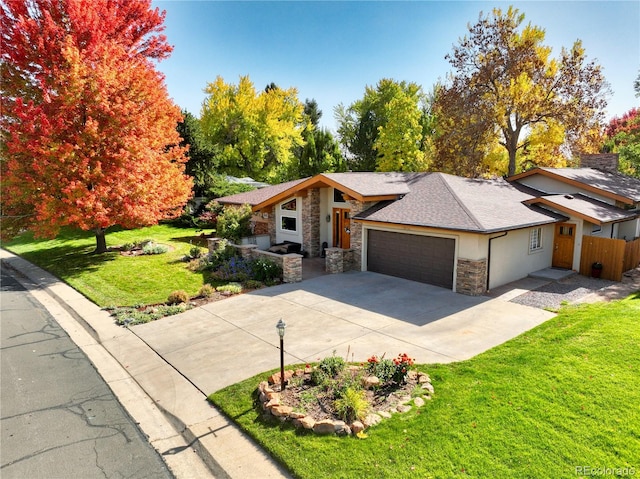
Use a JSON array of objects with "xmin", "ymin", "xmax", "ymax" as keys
[
  {"xmin": 2, "ymin": 224, "xmax": 210, "ymax": 306},
  {"xmin": 209, "ymin": 296, "xmax": 640, "ymax": 478}
]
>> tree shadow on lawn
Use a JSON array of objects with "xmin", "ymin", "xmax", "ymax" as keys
[
  {"xmin": 171, "ymin": 234, "xmax": 215, "ymax": 248},
  {"xmin": 19, "ymin": 243, "xmax": 118, "ymax": 283}
]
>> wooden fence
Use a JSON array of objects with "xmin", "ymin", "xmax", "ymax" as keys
[{"xmin": 580, "ymin": 235, "xmax": 640, "ymax": 281}]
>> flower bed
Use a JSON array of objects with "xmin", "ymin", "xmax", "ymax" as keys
[{"xmin": 257, "ymin": 354, "xmax": 435, "ymax": 437}]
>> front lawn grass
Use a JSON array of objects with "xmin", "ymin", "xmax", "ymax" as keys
[
  {"xmin": 2, "ymin": 224, "xmax": 211, "ymax": 306},
  {"xmin": 209, "ymin": 296, "xmax": 640, "ymax": 478}
]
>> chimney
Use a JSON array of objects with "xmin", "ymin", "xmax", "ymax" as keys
[{"xmin": 580, "ymin": 153, "xmax": 619, "ymax": 173}]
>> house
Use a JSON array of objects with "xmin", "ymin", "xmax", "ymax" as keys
[{"xmin": 216, "ymin": 154, "xmax": 640, "ymax": 295}]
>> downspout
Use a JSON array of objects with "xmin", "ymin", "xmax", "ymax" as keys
[{"xmin": 487, "ymin": 232, "xmax": 508, "ymax": 292}]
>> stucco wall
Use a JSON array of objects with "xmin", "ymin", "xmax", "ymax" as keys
[{"xmin": 487, "ymin": 225, "xmax": 555, "ymax": 289}]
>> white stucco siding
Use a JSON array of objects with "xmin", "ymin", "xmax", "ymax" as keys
[
  {"xmin": 487, "ymin": 226, "xmax": 554, "ymax": 289},
  {"xmin": 518, "ymin": 177, "xmax": 614, "ymax": 205},
  {"xmin": 617, "ymin": 219, "xmax": 640, "ymax": 240}
]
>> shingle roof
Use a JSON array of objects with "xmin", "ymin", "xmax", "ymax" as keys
[
  {"xmin": 536, "ymin": 168, "xmax": 640, "ymax": 202},
  {"xmin": 355, "ymin": 173, "xmax": 560, "ymax": 233},
  {"xmin": 321, "ymin": 172, "xmax": 411, "ymax": 197},
  {"xmin": 525, "ymin": 193, "xmax": 637, "ymax": 224},
  {"xmin": 216, "ymin": 178, "xmax": 308, "ymax": 206}
]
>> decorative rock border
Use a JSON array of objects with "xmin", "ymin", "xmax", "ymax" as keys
[{"xmin": 258, "ymin": 369, "xmax": 435, "ymax": 436}]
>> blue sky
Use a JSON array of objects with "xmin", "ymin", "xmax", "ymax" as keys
[{"xmin": 153, "ymin": 1, "xmax": 640, "ymax": 132}]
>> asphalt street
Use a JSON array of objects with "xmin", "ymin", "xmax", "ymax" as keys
[{"xmin": 0, "ymin": 268, "xmax": 173, "ymax": 479}]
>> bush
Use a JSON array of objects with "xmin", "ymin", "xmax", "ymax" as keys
[
  {"xmin": 216, "ymin": 282, "xmax": 243, "ymax": 294},
  {"xmin": 217, "ymin": 204, "xmax": 253, "ymax": 242},
  {"xmin": 317, "ymin": 354, "xmax": 345, "ymax": 378},
  {"xmin": 243, "ymin": 279, "xmax": 264, "ymax": 290},
  {"xmin": 189, "ymin": 244, "xmax": 205, "ymax": 259},
  {"xmin": 142, "ymin": 242, "xmax": 168, "ymax": 255},
  {"xmin": 167, "ymin": 290, "xmax": 190, "ymax": 305},
  {"xmin": 199, "ymin": 284, "xmax": 216, "ymax": 298},
  {"xmin": 334, "ymin": 387, "xmax": 369, "ymax": 423},
  {"xmin": 250, "ymin": 258, "xmax": 282, "ymax": 283},
  {"xmin": 215, "ymin": 257, "xmax": 253, "ymax": 282},
  {"xmin": 366, "ymin": 353, "xmax": 415, "ymax": 385}
]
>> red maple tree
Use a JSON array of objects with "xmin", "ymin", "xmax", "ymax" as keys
[{"xmin": 1, "ymin": 0, "xmax": 192, "ymax": 253}]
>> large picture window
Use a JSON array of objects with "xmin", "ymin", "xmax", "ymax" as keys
[{"xmin": 529, "ymin": 227, "xmax": 542, "ymax": 253}]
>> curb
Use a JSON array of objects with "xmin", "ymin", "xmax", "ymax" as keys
[{"xmin": 1, "ymin": 249, "xmax": 291, "ymax": 479}]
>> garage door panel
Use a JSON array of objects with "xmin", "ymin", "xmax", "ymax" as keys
[{"xmin": 367, "ymin": 230, "xmax": 454, "ymax": 289}]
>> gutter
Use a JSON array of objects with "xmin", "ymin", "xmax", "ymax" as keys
[{"xmin": 487, "ymin": 232, "xmax": 508, "ymax": 292}]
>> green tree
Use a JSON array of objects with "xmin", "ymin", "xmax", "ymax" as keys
[
  {"xmin": 434, "ymin": 7, "xmax": 609, "ymax": 177},
  {"xmin": 287, "ymin": 99, "xmax": 345, "ymax": 179},
  {"xmin": 200, "ymin": 76, "xmax": 305, "ymax": 183},
  {"xmin": 177, "ymin": 110, "xmax": 216, "ymax": 196},
  {"xmin": 335, "ymin": 78, "xmax": 432, "ymax": 172}
]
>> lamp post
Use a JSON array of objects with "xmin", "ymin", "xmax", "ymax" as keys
[{"xmin": 276, "ymin": 319, "xmax": 286, "ymax": 391}]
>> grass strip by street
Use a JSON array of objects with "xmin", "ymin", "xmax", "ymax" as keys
[
  {"xmin": 2, "ymin": 224, "xmax": 211, "ymax": 307},
  {"xmin": 209, "ymin": 295, "xmax": 640, "ymax": 478}
]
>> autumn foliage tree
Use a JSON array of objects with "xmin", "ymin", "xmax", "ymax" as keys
[
  {"xmin": 605, "ymin": 108, "xmax": 640, "ymax": 177},
  {"xmin": 200, "ymin": 76, "xmax": 305, "ymax": 183},
  {"xmin": 433, "ymin": 7, "xmax": 609, "ymax": 177},
  {"xmin": 1, "ymin": 0, "xmax": 192, "ymax": 253}
]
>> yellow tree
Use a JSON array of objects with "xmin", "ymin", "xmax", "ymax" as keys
[
  {"xmin": 200, "ymin": 76, "xmax": 305, "ymax": 182},
  {"xmin": 434, "ymin": 7, "xmax": 609, "ymax": 177}
]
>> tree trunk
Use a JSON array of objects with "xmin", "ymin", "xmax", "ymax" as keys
[{"xmin": 93, "ymin": 227, "xmax": 108, "ymax": 254}]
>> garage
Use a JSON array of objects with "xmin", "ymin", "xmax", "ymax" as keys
[{"xmin": 366, "ymin": 229, "xmax": 455, "ymax": 289}]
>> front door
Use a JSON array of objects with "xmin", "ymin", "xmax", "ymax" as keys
[
  {"xmin": 552, "ymin": 223, "xmax": 576, "ymax": 269},
  {"xmin": 333, "ymin": 208, "xmax": 350, "ymax": 249}
]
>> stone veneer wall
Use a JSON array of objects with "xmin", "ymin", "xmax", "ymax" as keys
[
  {"xmin": 580, "ymin": 153, "xmax": 619, "ymax": 173},
  {"xmin": 345, "ymin": 200, "xmax": 377, "ymax": 271},
  {"xmin": 456, "ymin": 258, "xmax": 487, "ymax": 296},
  {"xmin": 207, "ymin": 238, "xmax": 302, "ymax": 283},
  {"xmin": 266, "ymin": 206, "xmax": 276, "ymax": 245},
  {"xmin": 301, "ymin": 189, "xmax": 321, "ymax": 257},
  {"xmin": 325, "ymin": 248, "xmax": 354, "ymax": 274}
]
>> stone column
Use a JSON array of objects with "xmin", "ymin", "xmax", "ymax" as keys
[
  {"xmin": 455, "ymin": 258, "xmax": 487, "ymax": 296},
  {"xmin": 282, "ymin": 254, "xmax": 303, "ymax": 283},
  {"xmin": 346, "ymin": 200, "xmax": 376, "ymax": 271},
  {"xmin": 302, "ymin": 188, "xmax": 321, "ymax": 257}
]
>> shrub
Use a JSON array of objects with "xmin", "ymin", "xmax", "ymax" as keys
[
  {"xmin": 366, "ymin": 353, "xmax": 414, "ymax": 385},
  {"xmin": 216, "ymin": 282, "xmax": 243, "ymax": 294},
  {"xmin": 310, "ymin": 369, "xmax": 329, "ymax": 387},
  {"xmin": 199, "ymin": 284, "xmax": 216, "ymax": 298},
  {"xmin": 217, "ymin": 204, "xmax": 253, "ymax": 242},
  {"xmin": 243, "ymin": 279, "xmax": 264, "ymax": 290},
  {"xmin": 250, "ymin": 258, "xmax": 282, "ymax": 283},
  {"xmin": 142, "ymin": 242, "xmax": 168, "ymax": 255},
  {"xmin": 110, "ymin": 303, "xmax": 190, "ymax": 326},
  {"xmin": 334, "ymin": 387, "xmax": 369, "ymax": 423},
  {"xmin": 188, "ymin": 244, "xmax": 205, "ymax": 259},
  {"xmin": 167, "ymin": 290, "xmax": 190, "ymax": 305},
  {"xmin": 317, "ymin": 354, "xmax": 345, "ymax": 378},
  {"xmin": 216, "ymin": 257, "xmax": 253, "ymax": 282}
]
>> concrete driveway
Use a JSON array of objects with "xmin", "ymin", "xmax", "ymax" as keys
[{"xmin": 133, "ymin": 271, "xmax": 555, "ymax": 394}]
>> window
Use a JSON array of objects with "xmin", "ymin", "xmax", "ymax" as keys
[
  {"xmin": 279, "ymin": 198, "xmax": 298, "ymax": 232},
  {"xmin": 333, "ymin": 188, "xmax": 346, "ymax": 203},
  {"xmin": 591, "ymin": 224, "xmax": 602, "ymax": 234},
  {"xmin": 529, "ymin": 227, "xmax": 542, "ymax": 253},
  {"xmin": 281, "ymin": 199, "xmax": 297, "ymax": 211},
  {"xmin": 281, "ymin": 217, "xmax": 297, "ymax": 231}
]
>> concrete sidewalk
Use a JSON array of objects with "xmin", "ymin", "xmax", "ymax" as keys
[{"xmin": 1, "ymin": 249, "xmax": 559, "ymax": 478}]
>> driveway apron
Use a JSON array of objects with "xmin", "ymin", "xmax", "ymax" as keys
[{"xmin": 133, "ymin": 271, "xmax": 555, "ymax": 394}]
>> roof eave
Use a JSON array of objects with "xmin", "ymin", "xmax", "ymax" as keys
[{"xmin": 508, "ymin": 168, "xmax": 634, "ymax": 205}]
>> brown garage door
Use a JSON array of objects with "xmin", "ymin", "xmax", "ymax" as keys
[{"xmin": 367, "ymin": 230, "xmax": 455, "ymax": 289}]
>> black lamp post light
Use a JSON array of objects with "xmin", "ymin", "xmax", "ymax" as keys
[{"xmin": 276, "ymin": 318, "xmax": 286, "ymax": 391}]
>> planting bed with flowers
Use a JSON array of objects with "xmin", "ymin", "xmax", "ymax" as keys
[{"xmin": 258, "ymin": 353, "xmax": 434, "ymax": 437}]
